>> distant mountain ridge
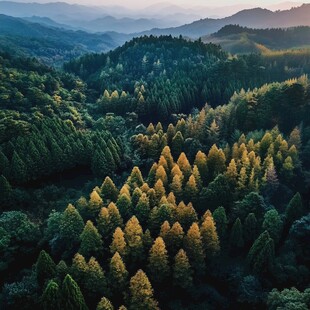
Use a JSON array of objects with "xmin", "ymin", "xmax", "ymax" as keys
[{"xmin": 141, "ymin": 4, "xmax": 310, "ymax": 38}]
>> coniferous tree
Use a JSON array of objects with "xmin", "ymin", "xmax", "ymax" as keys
[
  {"xmin": 184, "ymin": 175, "xmax": 198, "ymax": 203},
  {"xmin": 262, "ymin": 209, "xmax": 283, "ymax": 243},
  {"xmin": 285, "ymin": 192, "xmax": 304, "ymax": 226},
  {"xmin": 244, "ymin": 213, "xmax": 258, "ymax": 246},
  {"xmin": 36, "ymin": 250, "xmax": 56, "ymax": 286},
  {"xmin": 108, "ymin": 203, "xmax": 124, "ymax": 232},
  {"xmin": 124, "ymin": 216, "xmax": 144, "ymax": 265},
  {"xmin": 96, "ymin": 297, "xmax": 114, "ymax": 310},
  {"xmin": 116, "ymin": 194, "xmax": 132, "ymax": 222},
  {"xmin": 171, "ymin": 131, "xmax": 184, "ymax": 159},
  {"xmin": 109, "ymin": 252, "xmax": 128, "ymax": 295},
  {"xmin": 101, "ymin": 177, "xmax": 119, "ymax": 202},
  {"xmin": 194, "ymin": 151, "xmax": 208, "ymax": 184},
  {"xmin": 147, "ymin": 237, "xmax": 170, "ymax": 283},
  {"xmin": 79, "ymin": 221, "xmax": 103, "ymax": 259},
  {"xmin": 71, "ymin": 253, "xmax": 88, "ymax": 285},
  {"xmin": 201, "ymin": 214, "xmax": 220, "ymax": 257},
  {"xmin": 61, "ymin": 274, "xmax": 88, "ymax": 310},
  {"xmin": 129, "ymin": 270, "xmax": 159, "ymax": 310},
  {"xmin": 173, "ymin": 249, "xmax": 193, "ymax": 291},
  {"xmin": 166, "ymin": 222, "xmax": 184, "ymax": 256},
  {"xmin": 127, "ymin": 167, "xmax": 144, "ymax": 189},
  {"xmin": 0, "ymin": 175, "xmax": 12, "ymax": 206},
  {"xmin": 110, "ymin": 227, "xmax": 127, "ymax": 257},
  {"xmin": 213, "ymin": 207, "xmax": 228, "ymax": 240},
  {"xmin": 41, "ymin": 280, "xmax": 60, "ymax": 310},
  {"xmin": 184, "ymin": 223, "xmax": 205, "ymax": 275},
  {"xmin": 135, "ymin": 193, "xmax": 151, "ymax": 227}
]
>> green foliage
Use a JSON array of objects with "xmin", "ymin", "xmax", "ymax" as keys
[
  {"xmin": 36, "ymin": 250, "xmax": 56, "ymax": 286},
  {"xmin": 41, "ymin": 280, "xmax": 60, "ymax": 310}
]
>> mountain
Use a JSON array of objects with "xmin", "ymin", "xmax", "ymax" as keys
[
  {"xmin": 0, "ymin": 14, "xmax": 118, "ymax": 66},
  {"xmin": 142, "ymin": 4, "xmax": 310, "ymax": 38},
  {"xmin": 202, "ymin": 25, "xmax": 310, "ymax": 54}
]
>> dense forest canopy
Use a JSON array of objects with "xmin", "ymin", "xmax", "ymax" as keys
[{"xmin": 0, "ymin": 31, "xmax": 309, "ymax": 310}]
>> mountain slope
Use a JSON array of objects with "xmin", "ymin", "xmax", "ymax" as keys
[
  {"xmin": 0, "ymin": 14, "xmax": 117, "ymax": 66},
  {"xmin": 202, "ymin": 25, "xmax": 310, "ymax": 54}
]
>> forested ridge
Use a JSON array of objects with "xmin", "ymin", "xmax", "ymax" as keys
[{"xmin": 0, "ymin": 35, "xmax": 310, "ymax": 310}]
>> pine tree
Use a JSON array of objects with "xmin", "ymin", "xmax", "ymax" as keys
[
  {"xmin": 161, "ymin": 146, "xmax": 174, "ymax": 170},
  {"xmin": 131, "ymin": 187, "xmax": 143, "ymax": 208},
  {"xmin": 124, "ymin": 216, "xmax": 144, "ymax": 264},
  {"xmin": 247, "ymin": 231, "xmax": 275, "ymax": 274},
  {"xmin": 184, "ymin": 175, "xmax": 198, "ymax": 203},
  {"xmin": 108, "ymin": 202, "xmax": 124, "ymax": 232},
  {"xmin": 159, "ymin": 221, "xmax": 171, "ymax": 240},
  {"xmin": 79, "ymin": 221, "xmax": 103, "ymax": 259},
  {"xmin": 226, "ymin": 159, "xmax": 238, "ymax": 185},
  {"xmin": 61, "ymin": 274, "xmax": 88, "ymax": 310},
  {"xmin": 36, "ymin": 250, "xmax": 56, "ymax": 285},
  {"xmin": 135, "ymin": 193, "xmax": 151, "ymax": 227},
  {"xmin": 154, "ymin": 179, "xmax": 166, "ymax": 203},
  {"xmin": 85, "ymin": 257, "xmax": 107, "ymax": 300},
  {"xmin": 147, "ymin": 163, "xmax": 158, "ymax": 188},
  {"xmin": 170, "ymin": 174, "xmax": 183, "ymax": 202},
  {"xmin": 166, "ymin": 124, "xmax": 176, "ymax": 145},
  {"xmin": 116, "ymin": 194, "xmax": 132, "ymax": 222},
  {"xmin": 194, "ymin": 151, "xmax": 208, "ymax": 183},
  {"xmin": 110, "ymin": 227, "xmax": 127, "ymax": 257},
  {"xmin": 177, "ymin": 152, "xmax": 192, "ymax": 181},
  {"xmin": 127, "ymin": 167, "xmax": 144, "ymax": 189},
  {"xmin": 10, "ymin": 151, "xmax": 27, "ymax": 183},
  {"xmin": 56, "ymin": 260, "xmax": 68, "ymax": 281},
  {"xmin": 71, "ymin": 253, "xmax": 88, "ymax": 284},
  {"xmin": 184, "ymin": 223, "xmax": 205, "ymax": 275},
  {"xmin": 262, "ymin": 209, "xmax": 283, "ymax": 243},
  {"xmin": 41, "ymin": 280, "xmax": 60, "ymax": 310},
  {"xmin": 173, "ymin": 249, "xmax": 193, "ymax": 290},
  {"xmin": 285, "ymin": 192, "xmax": 303, "ymax": 226},
  {"xmin": 97, "ymin": 207, "xmax": 112, "ymax": 240},
  {"xmin": 171, "ymin": 131, "xmax": 184, "ymax": 159},
  {"xmin": 201, "ymin": 215, "xmax": 220, "ymax": 257},
  {"xmin": 155, "ymin": 165, "xmax": 168, "ymax": 188},
  {"xmin": 101, "ymin": 177, "xmax": 119, "ymax": 202},
  {"xmin": 147, "ymin": 237, "xmax": 170, "ymax": 283},
  {"xmin": 230, "ymin": 218, "xmax": 244, "ymax": 250},
  {"xmin": 207, "ymin": 145, "xmax": 226, "ymax": 180},
  {"xmin": 166, "ymin": 222, "xmax": 184, "ymax": 256},
  {"xmin": 109, "ymin": 252, "xmax": 128, "ymax": 294},
  {"xmin": 212, "ymin": 207, "xmax": 228, "ymax": 240},
  {"xmin": 175, "ymin": 202, "xmax": 198, "ymax": 232},
  {"xmin": 89, "ymin": 190, "xmax": 104, "ymax": 219},
  {"xmin": 96, "ymin": 297, "xmax": 114, "ymax": 310},
  {"xmin": 129, "ymin": 270, "xmax": 159, "ymax": 310},
  {"xmin": 192, "ymin": 165, "xmax": 202, "ymax": 190}
]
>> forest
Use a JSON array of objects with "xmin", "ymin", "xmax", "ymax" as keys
[{"xmin": 0, "ymin": 34, "xmax": 309, "ymax": 310}]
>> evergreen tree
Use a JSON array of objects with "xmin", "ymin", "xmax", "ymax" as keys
[
  {"xmin": 171, "ymin": 131, "xmax": 184, "ymax": 159},
  {"xmin": 97, "ymin": 297, "xmax": 114, "ymax": 310},
  {"xmin": 170, "ymin": 174, "xmax": 183, "ymax": 202},
  {"xmin": 184, "ymin": 175, "xmax": 198, "ymax": 203},
  {"xmin": 71, "ymin": 253, "xmax": 88, "ymax": 284},
  {"xmin": 247, "ymin": 231, "xmax": 275, "ymax": 274},
  {"xmin": 108, "ymin": 203, "xmax": 124, "ymax": 232},
  {"xmin": 116, "ymin": 194, "xmax": 132, "ymax": 222},
  {"xmin": 159, "ymin": 221, "xmax": 171, "ymax": 240},
  {"xmin": 285, "ymin": 192, "xmax": 304, "ymax": 226},
  {"xmin": 131, "ymin": 188, "xmax": 143, "ymax": 208},
  {"xmin": 262, "ymin": 209, "xmax": 283, "ymax": 243},
  {"xmin": 129, "ymin": 270, "xmax": 159, "ymax": 310},
  {"xmin": 110, "ymin": 227, "xmax": 127, "ymax": 257},
  {"xmin": 89, "ymin": 190, "xmax": 104, "ymax": 219},
  {"xmin": 0, "ymin": 175, "xmax": 12, "ymax": 206},
  {"xmin": 184, "ymin": 223, "xmax": 205, "ymax": 275},
  {"xmin": 61, "ymin": 274, "xmax": 88, "ymax": 310},
  {"xmin": 207, "ymin": 145, "xmax": 226, "ymax": 181},
  {"xmin": 173, "ymin": 249, "xmax": 193, "ymax": 290},
  {"xmin": 161, "ymin": 146, "xmax": 174, "ymax": 170},
  {"xmin": 213, "ymin": 207, "xmax": 228, "ymax": 240},
  {"xmin": 154, "ymin": 179, "xmax": 166, "ymax": 203},
  {"xmin": 109, "ymin": 252, "xmax": 128, "ymax": 294},
  {"xmin": 36, "ymin": 250, "xmax": 56, "ymax": 286},
  {"xmin": 194, "ymin": 151, "xmax": 208, "ymax": 183},
  {"xmin": 155, "ymin": 165, "xmax": 168, "ymax": 188},
  {"xmin": 177, "ymin": 152, "xmax": 192, "ymax": 181},
  {"xmin": 101, "ymin": 177, "xmax": 119, "ymax": 202},
  {"xmin": 201, "ymin": 215, "xmax": 220, "ymax": 257},
  {"xmin": 124, "ymin": 216, "xmax": 144, "ymax": 264},
  {"xmin": 135, "ymin": 193, "xmax": 151, "ymax": 227},
  {"xmin": 147, "ymin": 237, "xmax": 170, "ymax": 283},
  {"xmin": 127, "ymin": 167, "xmax": 144, "ymax": 189},
  {"xmin": 79, "ymin": 221, "xmax": 103, "ymax": 259},
  {"xmin": 166, "ymin": 222, "xmax": 184, "ymax": 256},
  {"xmin": 41, "ymin": 280, "xmax": 60, "ymax": 310}
]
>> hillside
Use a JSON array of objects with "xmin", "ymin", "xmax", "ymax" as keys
[
  {"xmin": 142, "ymin": 4, "xmax": 310, "ymax": 38},
  {"xmin": 202, "ymin": 25, "xmax": 310, "ymax": 54},
  {"xmin": 0, "ymin": 14, "xmax": 118, "ymax": 66},
  {"xmin": 64, "ymin": 35, "xmax": 310, "ymax": 121}
]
